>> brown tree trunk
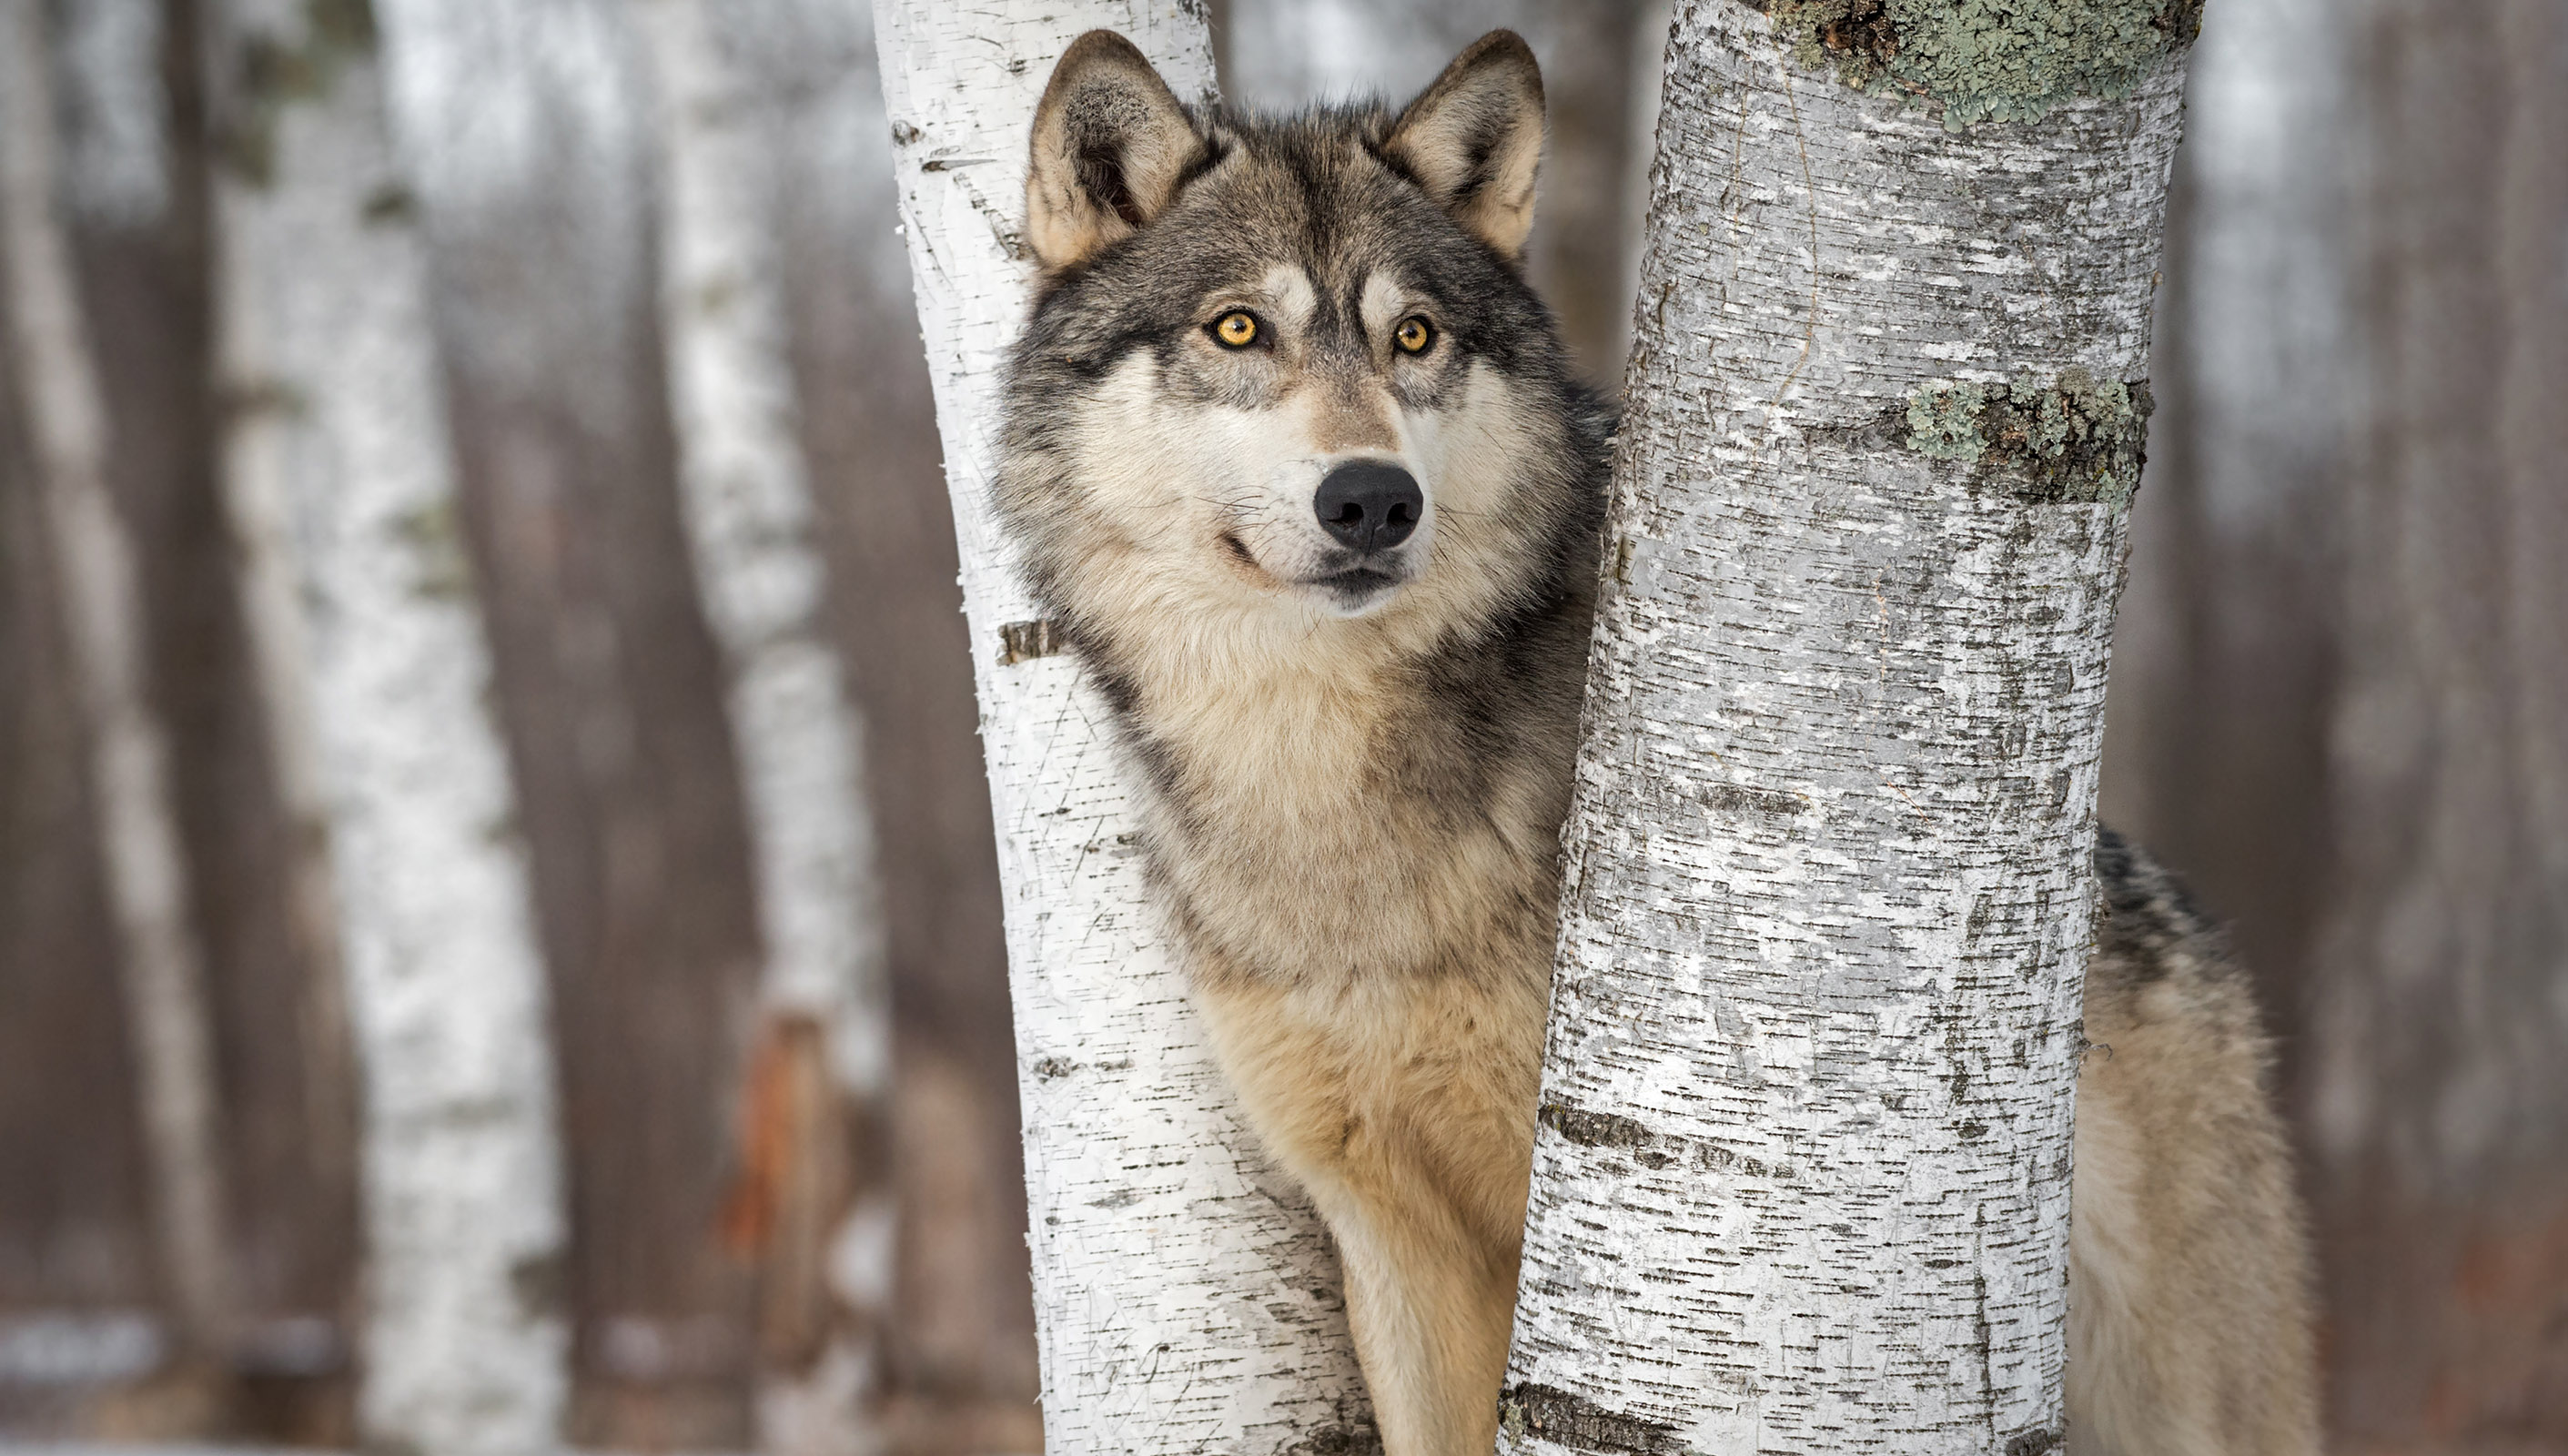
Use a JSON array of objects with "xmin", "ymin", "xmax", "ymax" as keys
[
  {"xmin": 2309, "ymin": 0, "xmax": 2568, "ymax": 1445},
  {"xmin": 0, "ymin": 1, "xmax": 236, "ymax": 1421}
]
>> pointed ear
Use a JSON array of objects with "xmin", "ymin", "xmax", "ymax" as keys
[
  {"xmin": 1026, "ymin": 31, "xmax": 1204, "ymax": 270},
  {"xmin": 1383, "ymin": 30, "xmax": 1546, "ymax": 259}
]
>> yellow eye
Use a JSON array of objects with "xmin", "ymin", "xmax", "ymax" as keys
[
  {"xmin": 1213, "ymin": 310, "xmax": 1259, "ymax": 349},
  {"xmin": 1394, "ymin": 316, "xmax": 1436, "ymax": 355}
]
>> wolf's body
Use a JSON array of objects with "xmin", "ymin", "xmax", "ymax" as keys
[{"xmin": 998, "ymin": 31, "xmax": 2318, "ymax": 1456}]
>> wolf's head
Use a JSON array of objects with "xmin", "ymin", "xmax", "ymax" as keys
[{"xmin": 998, "ymin": 30, "xmax": 1604, "ymax": 678}]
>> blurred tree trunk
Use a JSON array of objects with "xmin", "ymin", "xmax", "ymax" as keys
[
  {"xmin": 873, "ymin": 3, "xmax": 1375, "ymax": 1449},
  {"xmin": 1501, "ymin": 4, "xmax": 2187, "ymax": 1451},
  {"xmin": 0, "ymin": 0, "xmax": 237, "ymax": 1415},
  {"xmin": 633, "ymin": 0, "xmax": 895, "ymax": 1449},
  {"xmin": 745, "ymin": 0, "xmax": 1038, "ymax": 1441},
  {"xmin": 197, "ymin": 3, "xmax": 571, "ymax": 1452},
  {"xmin": 0, "ymin": 274, "xmax": 162, "ymax": 1420},
  {"xmin": 372, "ymin": 3, "xmax": 769, "ymax": 1443},
  {"xmin": 2308, "ymin": 0, "xmax": 2568, "ymax": 1445}
]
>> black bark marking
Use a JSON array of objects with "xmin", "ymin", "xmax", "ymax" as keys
[
  {"xmin": 1699, "ymin": 782, "xmax": 1806, "ymax": 820},
  {"xmin": 1286, "ymin": 1421, "xmax": 1382, "ymax": 1456},
  {"xmin": 999, "ymin": 618, "xmax": 1067, "ymax": 664},
  {"xmin": 1540, "ymin": 1103, "xmax": 1657, "ymax": 1149},
  {"xmin": 1499, "ymin": 1384, "xmax": 1686, "ymax": 1455}
]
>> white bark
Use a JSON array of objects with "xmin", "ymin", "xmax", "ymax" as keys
[
  {"xmin": 199, "ymin": 15, "xmax": 361, "ymax": 1260},
  {"xmin": 202, "ymin": 5, "xmax": 570, "ymax": 1451},
  {"xmin": 635, "ymin": 0, "xmax": 895, "ymax": 1446},
  {"xmin": 1501, "ymin": 5, "xmax": 2185, "ymax": 1452},
  {"xmin": 0, "ymin": 0, "xmax": 237, "ymax": 1366},
  {"xmin": 873, "ymin": 4, "xmax": 1375, "ymax": 1450}
]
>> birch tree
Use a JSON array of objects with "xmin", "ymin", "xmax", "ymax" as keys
[
  {"xmin": 0, "ymin": 0, "xmax": 238, "ymax": 1385},
  {"xmin": 635, "ymin": 0, "xmax": 895, "ymax": 1446},
  {"xmin": 873, "ymin": 5, "xmax": 1374, "ymax": 1449},
  {"xmin": 199, "ymin": 4, "xmax": 570, "ymax": 1451},
  {"xmin": 1502, "ymin": 4, "xmax": 2192, "ymax": 1451}
]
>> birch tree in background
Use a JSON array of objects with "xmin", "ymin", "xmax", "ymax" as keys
[
  {"xmin": 1502, "ymin": 4, "xmax": 2191, "ymax": 1451},
  {"xmin": 874, "ymin": 4, "xmax": 1374, "ymax": 1449},
  {"xmin": 0, "ymin": 0, "xmax": 238, "ymax": 1391},
  {"xmin": 636, "ymin": 0, "xmax": 895, "ymax": 1447},
  {"xmin": 198, "ymin": 4, "xmax": 570, "ymax": 1451}
]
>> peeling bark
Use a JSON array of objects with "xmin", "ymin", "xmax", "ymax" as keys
[
  {"xmin": 1501, "ymin": 3, "xmax": 2189, "ymax": 1450},
  {"xmin": 873, "ymin": 3, "xmax": 1376, "ymax": 1450},
  {"xmin": 206, "ymin": 2, "xmax": 571, "ymax": 1451}
]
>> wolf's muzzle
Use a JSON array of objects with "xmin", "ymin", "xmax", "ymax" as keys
[{"xmin": 1314, "ymin": 460, "xmax": 1423, "ymax": 553}]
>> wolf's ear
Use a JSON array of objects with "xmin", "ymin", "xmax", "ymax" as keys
[
  {"xmin": 1026, "ymin": 31, "xmax": 1203, "ymax": 270},
  {"xmin": 1383, "ymin": 30, "xmax": 1546, "ymax": 260}
]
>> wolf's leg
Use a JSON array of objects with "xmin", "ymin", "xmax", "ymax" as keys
[
  {"xmin": 1192, "ymin": 970, "xmax": 1535, "ymax": 1456},
  {"xmin": 1313, "ymin": 1170, "xmax": 1518, "ymax": 1456},
  {"xmin": 2066, "ymin": 879, "xmax": 2320, "ymax": 1456}
]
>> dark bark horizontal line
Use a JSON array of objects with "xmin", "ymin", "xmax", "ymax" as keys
[
  {"xmin": 1500, "ymin": 1382, "xmax": 1689, "ymax": 1455},
  {"xmin": 1538, "ymin": 1103, "xmax": 1805, "ymax": 1179},
  {"xmin": 1539, "ymin": 1101, "xmax": 1659, "ymax": 1149}
]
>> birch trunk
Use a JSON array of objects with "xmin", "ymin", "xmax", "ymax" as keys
[
  {"xmin": 194, "ymin": 0, "xmax": 369, "ymax": 1337},
  {"xmin": 1501, "ymin": 5, "xmax": 2189, "ymax": 1451},
  {"xmin": 200, "ymin": 4, "xmax": 571, "ymax": 1451},
  {"xmin": 0, "ymin": 0, "xmax": 238, "ymax": 1372},
  {"xmin": 635, "ymin": 0, "xmax": 895, "ymax": 1446},
  {"xmin": 873, "ymin": 5, "xmax": 1375, "ymax": 1449}
]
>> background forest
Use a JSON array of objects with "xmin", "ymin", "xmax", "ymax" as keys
[{"xmin": 0, "ymin": 0, "xmax": 2561, "ymax": 1453}]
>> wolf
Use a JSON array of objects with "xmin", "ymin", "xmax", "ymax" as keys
[{"xmin": 996, "ymin": 28, "xmax": 2319, "ymax": 1456}]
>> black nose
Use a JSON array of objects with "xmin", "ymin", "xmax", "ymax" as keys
[{"xmin": 1313, "ymin": 460, "xmax": 1424, "ymax": 552}]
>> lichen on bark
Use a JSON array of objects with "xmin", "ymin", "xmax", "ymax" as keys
[
  {"xmin": 1906, "ymin": 368, "xmax": 2154, "ymax": 505},
  {"xmin": 1754, "ymin": 0, "xmax": 2202, "ymax": 129},
  {"xmin": 220, "ymin": 0, "xmax": 379, "ymax": 185}
]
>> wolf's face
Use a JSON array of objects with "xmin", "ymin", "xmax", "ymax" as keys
[
  {"xmin": 1083, "ymin": 254, "xmax": 1461, "ymax": 620},
  {"xmin": 1001, "ymin": 32, "xmax": 1602, "ymax": 669}
]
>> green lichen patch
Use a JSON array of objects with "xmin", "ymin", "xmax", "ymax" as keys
[
  {"xmin": 1906, "ymin": 368, "xmax": 2153, "ymax": 505},
  {"xmin": 1754, "ymin": 0, "xmax": 2200, "ymax": 130},
  {"xmin": 220, "ymin": 0, "xmax": 381, "ymax": 186},
  {"xmin": 392, "ymin": 497, "xmax": 473, "ymax": 601}
]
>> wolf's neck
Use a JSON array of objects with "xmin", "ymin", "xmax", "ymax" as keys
[{"xmin": 1118, "ymin": 632, "xmax": 1403, "ymax": 805}]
